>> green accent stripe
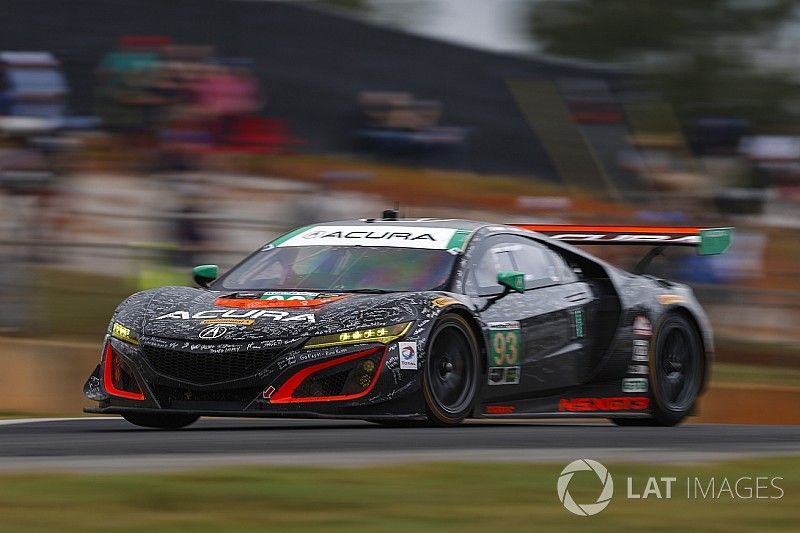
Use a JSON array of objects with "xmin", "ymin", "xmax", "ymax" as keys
[
  {"xmin": 271, "ymin": 225, "xmax": 311, "ymax": 247},
  {"xmin": 446, "ymin": 229, "xmax": 472, "ymax": 251}
]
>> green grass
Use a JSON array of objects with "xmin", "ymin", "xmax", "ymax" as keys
[
  {"xmin": 712, "ymin": 363, "xmax": 800, "ymax": 388},
  {"xmin": 0, "ymin": 458, "xmax": 798, "ymax": 531}
]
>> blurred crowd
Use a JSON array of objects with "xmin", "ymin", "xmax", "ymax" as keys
[{"xmin": 0, "ymin": 23, "xmax": 797, "ymax": 350}]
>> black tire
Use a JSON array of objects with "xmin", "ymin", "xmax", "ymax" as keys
[
  {"xmin": 122, "ymin": 413, "xmax": 200, "ymax": 429},
  {"xmin": 422, "ymin": 314, "xmax": 480, "ymax": 426},
  {"xmin": 611, "ymin": 313, "xmax": 704, "ymax": 427}
]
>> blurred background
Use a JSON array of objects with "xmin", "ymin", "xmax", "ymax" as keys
[{"xmin": 0, "ymin": 0, "xmax": 798, "ymax": 419}]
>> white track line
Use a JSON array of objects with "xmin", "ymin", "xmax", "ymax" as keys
[{"xmin": 1, "ymin": 449, "xmax": 799, "ymax": 473}]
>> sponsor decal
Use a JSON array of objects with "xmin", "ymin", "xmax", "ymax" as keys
[
  {"xmin": 398, "ymin": 341, "xmax": 418, "ymax": 370},
  {"xmin": 559, "ymin": 396, "xmax": 650, "ymax": 412},
  {"xmin": 622, "ymin": 377, "xmax": 649, "ymax": 393},
  {"xmin": 558, "ymin": 459, "xmax": 614, "ymax": 516},
  {"xmin": 627, "ymin": 364, "xmax": 649, "ymax": 375},
  {"xmin": 200, "ymin": 318, "xmax": 255, "ymax": 326},
  {"xmin": 485, "ymin": 405, "xmax": 516, "ymax": 415},
  {"xmin": 549, "ymin": 233, "xmax": 699, "ymax": 245},
  {"xmin": 276, "ymin": 225, "xmax": 459, "ymax": 249},
  {"xmin": 632, "ymin": 339, "xmax": 649, "ymax": 362},
  {"xmin": 198, "ymin": 325, "xmax": 228, "ymax": 339},
  {"xmin": 633, "ymin": 315, "xmax": 652, "ymax": 336},
  {"xmin": 277, "ymin": 354, "xmax": 297, "ymax": 371},
  {"xmin": 216, "ymin": 294, "xmax": 345, "ymax": 308},
  {"xmin": 573, "ymin": 308, "xmax": 585, "ymax": 338},
  {"xmin": 155, "ymin": 309, "xmax": 316, "ymax": 323},
  {"xmin": 259, "ymin": 291, "xmax": 324, "ymax": 301},
  {"xmin": 488, "ymin": 366, "xmax": 520, "ymax": 386},
  {"xmin": 657, "ymin": 294, "xmax": 686, "ymax": 305},
  {"xmin": 431, "ymin": 296, "xmax": 460, "ymax": 308}
]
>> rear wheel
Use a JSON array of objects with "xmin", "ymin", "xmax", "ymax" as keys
[
  {"xmin": 611, "ymin": 313, "xmax": 704, "ymax": 427},
  {"xmin": 122, "ymin": 413, "xmax": 199, "ymax": 429},
  {"xmin": 422, "ymin": 314, "xmax": 480, "ymax": 426}
]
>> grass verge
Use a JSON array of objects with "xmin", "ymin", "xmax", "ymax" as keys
[
  {"xmin": 712, "ymin": 363, "xmax": 800, "ymax": 388},
  {"xmin": 0, "ymin": 457, "xmax": 797, "ymax": 531}
]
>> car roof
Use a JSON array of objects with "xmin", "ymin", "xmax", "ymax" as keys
[{"xmin": 314, "ymin": 218, "xmax": 491, "ymax": 232}]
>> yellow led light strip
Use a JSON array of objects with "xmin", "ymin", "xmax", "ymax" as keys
[
  {"xmin": 304, "ymin": 322, "xmax": 413, "ymax": 350},
  {"xmin": 111, "ymin": 322, "xmax": 140, "ymax": 346}
]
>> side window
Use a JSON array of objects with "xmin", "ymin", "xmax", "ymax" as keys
[
  {"xmin": 545, "ymin": 248, "xmax": 578, "ymax": 284},
  {"xmin": 465, "ymin": 236, "xmax": 574, "ymax": 296},
  {"xmin": 511, "ymin": 242, "xmax": 555, "ymax": 284},
  {"xmin": 473, "ymin": 243, "xmax": 515, "ymax": 291}
]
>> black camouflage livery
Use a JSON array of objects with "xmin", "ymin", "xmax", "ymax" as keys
[{"xmin": 84, "ymin": 219, "xmax": 714, "ymax": 421}]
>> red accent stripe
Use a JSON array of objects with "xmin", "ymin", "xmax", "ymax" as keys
[
  {"xmin": 513, "ymin": 224, "xmax": 700, "ymax": 235},
  {"xmin": 270, "ymin": 347, "xmax": 385, "ymax": 404},
  {"xmin": 215, "ymin": 296, "xmax": 347, "ymax": 308},
  {"xmin": 102, "ymin": 342, "xmax": 145, "ymax": 401}
]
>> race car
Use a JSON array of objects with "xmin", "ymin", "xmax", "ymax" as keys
[{"xmin": 84, "ymin": 214, "xmax": 732, "ymax": 428}]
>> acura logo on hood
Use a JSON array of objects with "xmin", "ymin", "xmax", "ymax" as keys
[{"xmin": 199, "ymin": 325, "xmax": 228, "ymax": 339}]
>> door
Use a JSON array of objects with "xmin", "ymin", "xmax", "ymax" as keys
[{"xmin": 463, "ymin": 234, "xmax": 596, "ymax": 401}]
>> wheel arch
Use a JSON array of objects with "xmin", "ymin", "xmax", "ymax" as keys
[{"xmin": 439, "ymin": 306, "xmax": 486, "ymax": 374}]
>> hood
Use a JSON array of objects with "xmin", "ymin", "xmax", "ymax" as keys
[{"xmin": 119, "ymin": 286, "xmax": 424, "ymax": 343}]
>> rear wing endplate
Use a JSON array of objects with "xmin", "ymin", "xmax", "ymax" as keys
[{"xmin": 512, "ymin": 225, "xmax": 733, "ymax": 255}]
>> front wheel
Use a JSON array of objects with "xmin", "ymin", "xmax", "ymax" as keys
[
  {"xmin": 422, "ymin": 314, "xmax": 480, "ymax": 426},
  {"xmin": 122, "ymin": 413, "xmax": 200, "ymax": 429}
]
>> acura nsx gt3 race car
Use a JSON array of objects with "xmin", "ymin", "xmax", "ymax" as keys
[{"xmin": 84, "ymin": 216, "xmax": 732, "ymax": 429}]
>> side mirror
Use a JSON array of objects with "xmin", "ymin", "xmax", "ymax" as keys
[
  {"xmin": 497, "ymin": 271, "xmax": 525, "ymax": 294},
  {"xmin": 192, "ymin": 264, "xmax": 218, "ymax": 288}
]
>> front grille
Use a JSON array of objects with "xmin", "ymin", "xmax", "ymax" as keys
[
  {"xmin": 141, "ymin": 344, "xmax": 280, "ymax": 384},
  {"xmin": 152, "ymin": 383, "xmax": 264, "ymax": 408}
]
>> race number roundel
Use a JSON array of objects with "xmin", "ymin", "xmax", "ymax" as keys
[{"xmin": 488, "ymin": 322, "xmax": 520, "ymax": 367}]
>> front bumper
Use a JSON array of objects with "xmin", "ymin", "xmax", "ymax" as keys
[{"xmin": 85, "ymin": 336, "xmax": 426, "ymax": 418}]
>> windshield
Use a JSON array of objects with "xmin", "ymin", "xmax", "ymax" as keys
[{"xmin": 216, "ymin": 245, "xmax": 457, "ymax": 292}]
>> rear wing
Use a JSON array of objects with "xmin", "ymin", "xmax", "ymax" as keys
[{"xmin": 512, "ymin": 225, "xmax": 733, "ymax": 255}]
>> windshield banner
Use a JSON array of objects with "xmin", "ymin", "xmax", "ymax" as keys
[{"xmin": 276, "ymin": 226, "xmax": 460, "ymax": 249}]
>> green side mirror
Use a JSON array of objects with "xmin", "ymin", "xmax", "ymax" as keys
[
  {"xmin": 192, "ymin": 264, "xmax": 219, "ymax": 288},
  {"xmin": 497, "ymin": 271, "xmax": 525, "ymax": 293}
]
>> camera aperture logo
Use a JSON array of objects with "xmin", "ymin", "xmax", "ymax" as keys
[{"xmin": 557, "ymin": 459, "xmax": 614, "ymax": 516}]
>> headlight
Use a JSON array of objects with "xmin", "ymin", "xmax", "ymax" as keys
[
  {"xmin": 111, "ymin": 321, "xmax": 140, "ymax": 346},
  {"xmin": 303, "ymin": 321, "xmax": 413, "ymax": 349}
]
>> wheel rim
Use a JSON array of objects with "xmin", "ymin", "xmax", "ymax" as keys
[
  {"xmin": 426, "ymin": 323, "xmax": 475, "ymax": 415},
  {"xmin": 656, "ymin": 324, "xmax": 700, "ymax": 411}
]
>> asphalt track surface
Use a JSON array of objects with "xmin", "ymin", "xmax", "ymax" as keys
[{"xmin": 1, "ymin": 418, "xmax": 799, "ymax": 472}]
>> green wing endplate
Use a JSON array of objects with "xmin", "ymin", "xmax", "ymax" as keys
[{"xmin": 698, "ymin": 227, "xmax": 734, "ymax": 255}]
